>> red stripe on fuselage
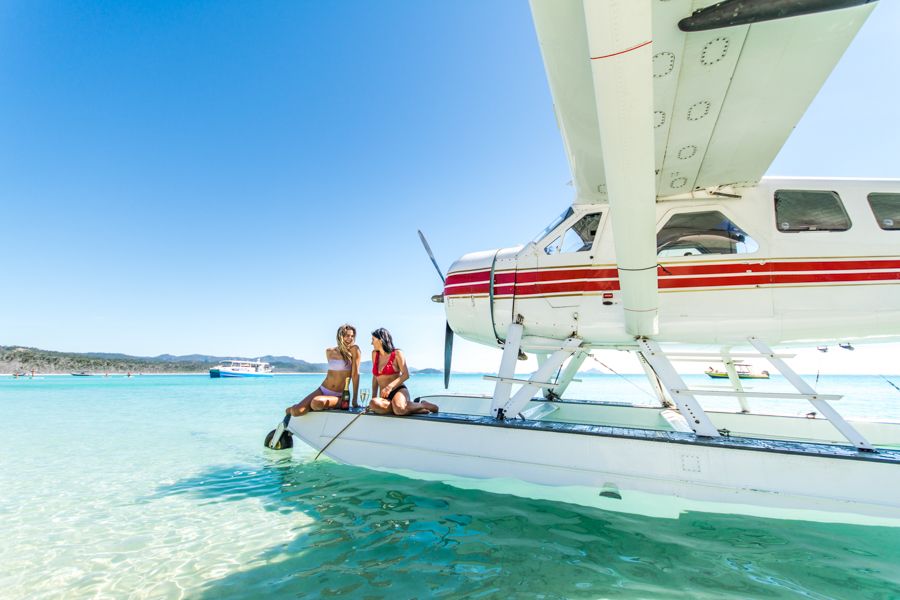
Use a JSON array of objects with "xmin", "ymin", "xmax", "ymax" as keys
[
  {"xmin": 514, "ymin": 267, "xmax": 618, "ymax": 284},
  {"xmin": 444, "ymin": 269, "xmax": 492, "ymax": 286},
  {"xmin": 517, "ymin": 280, "xmax": 620, "ymax": 296},
  {"xmin": 446, "ymin": 283, "xmax": 490, "ymax": 296},
  {"xmin": 443, "ymin": 260, "xmax": 900, "ymax": 297},
  {"xmin": 660, "ymin": 259, "xmax": 900, "ymax": 277},
  {"xmin": 659, "ymin": 270, "xmax": 900, "ymax": 290}
]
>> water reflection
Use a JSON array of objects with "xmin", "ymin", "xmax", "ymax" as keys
[{"xmin": 150, "ymin": 457, "xmax": 900, "ymax": 599}]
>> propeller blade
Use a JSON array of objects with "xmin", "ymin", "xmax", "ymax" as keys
[
  {"xmin": 418, "ymin": 229, "xmax": 445, "ymax": 283},
  {"xmin": 444, "ymin": 321, "xmax": 454, "ymax": 389}
]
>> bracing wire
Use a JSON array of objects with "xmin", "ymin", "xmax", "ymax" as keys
[
  {"xmin": 881, "ymin": 375, "xmax": 900, "ymax": 394},
  {"xmin": 588, "ymin": 354, "xmax": 657, "ymax": 401},
  {"xmin": 315, "ymin": 409, "xmax": 367, "ymax": 461}
]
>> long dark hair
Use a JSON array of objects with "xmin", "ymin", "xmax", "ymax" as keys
[{"xmin": 371, "ymin": 328, "xmax": 396, "ymax": 354}]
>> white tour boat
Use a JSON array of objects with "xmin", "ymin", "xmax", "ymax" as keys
[{"xmin": 210, "ymin": 359, "xmax": 273, "ymax": 378}]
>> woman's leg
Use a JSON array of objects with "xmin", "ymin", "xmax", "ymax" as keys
[
  {"xmin": 286, "ymin": 389, "xmax": 319, "ymax": 417},
  {"xmin": 367, "ymin": 397, "xmax": 393, "ymax": 414},
  {"xmin": 310, "ymin": 395, "xmax": 341, "ymax": 411},
  {"xmin": 390, "ymin": 389, "xmax": 432, "ymax": 415}
]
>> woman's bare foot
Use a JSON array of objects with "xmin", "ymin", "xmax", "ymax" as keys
[
  {"xmin": 287, "ymin": 404, "xmax": 307, "ymax": 417},
  {"xmin": 418, "ymin": 400, "xmax": 439, "ymax": 413}
]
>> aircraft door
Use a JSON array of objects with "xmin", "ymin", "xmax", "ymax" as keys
[
  {"xmin": 655, "ymin": 207, "xmax": 773, "ymax": 342},
  {"xmin": 521, "ymin": 209, "xmax": 606, "ymax": 338},
  {"xmin": 489, "ymin": 247, "xmax": 522, "ymax": 343}
]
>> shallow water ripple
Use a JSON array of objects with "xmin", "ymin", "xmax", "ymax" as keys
[
  {"xmin": 145, "ymin": 459, "xmax": 900, "ymax": 600},
  {"xmin": 2, "ymin": 375, "xmax": 900, "ymax": 598}
]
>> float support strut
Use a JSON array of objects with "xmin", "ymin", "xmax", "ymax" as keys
[
  {"xmin": 748, "ymin": 337, "xmax": 873, "ymax": 451},
  {"xmin": 502, "ymin": 338, "xmax": 583, "ymax": 418},
  {"xmin": 638, "ymin": 339, "xmax": 720, "ymax": 437},
  {"xmin": 549, "ymin": 350, "xmax": 589, "ymax": 399},
  {"xmin": 721, "ymin": 352, "xmax": 751, "ymax": 413},
  {"xmin": 491, "ymin": 322, "xmax": 525, "ymax": 416}
]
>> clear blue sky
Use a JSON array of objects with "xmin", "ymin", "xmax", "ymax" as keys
[{"xmin": 1, "ymin": 1, "xmax": 898, "ymax": 373}]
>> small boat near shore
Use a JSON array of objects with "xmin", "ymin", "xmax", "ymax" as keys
[
  {"xmin": 71, "ymin": 371, "xmax": 93, "ymax": 377},
  {"xmin": 209, "ymin": 360, "xmax": 273, "ymax": 378},
  {"xmin": 706, "ymin": 363, "xmax": 770, "ymax": 380}
]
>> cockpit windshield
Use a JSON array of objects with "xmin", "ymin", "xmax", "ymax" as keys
[{"xmin": 531, "ymin": 207, "xmax": 573, "ymax": 243}]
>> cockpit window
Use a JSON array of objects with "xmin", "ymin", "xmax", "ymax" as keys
[
  {"xmin": 532, "ymin": 207, "xmax": 574, "ymax": 243},
  {"xmin": 657, "ymin": 211, "xmax": 758, "ymax": 257},
  {"xmin": 545, "ymin": 213, "xmax": 602, "ymax": 255}
]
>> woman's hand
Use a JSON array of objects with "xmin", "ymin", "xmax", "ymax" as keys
[{"xmin": 380, "ymin": 383, "xmax": 393, "ymax": 399}]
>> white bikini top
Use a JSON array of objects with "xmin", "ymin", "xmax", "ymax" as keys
[{"xmin": 327, "ymin": 357, "xmax": 351, "ymax": 371}]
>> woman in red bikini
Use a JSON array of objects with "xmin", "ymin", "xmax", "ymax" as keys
[
  {"xmin": 368, "ymin": 328, "xmax": 438, "ymax": 415},
  {"xmin": 285, "ymin": 324, "xmax": 361, "ymax": 417}
]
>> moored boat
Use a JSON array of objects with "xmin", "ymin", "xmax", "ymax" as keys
[
  {"xmin": 706, "ymin": 363, "xmax": 770, "ymax": 379},
  {"xmin": 209, "ymin": 359, "xmax": 273, "ymax": 378}
]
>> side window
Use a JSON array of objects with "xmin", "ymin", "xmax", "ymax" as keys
[
  {"xmin": 657, "ymin": 211, "xmax": 758, "ymax": 257},
  {"xmin": 545, "ymin": 213, "xmax": 602, "ymax": 255},
  {"xmin": 867, "ymin": 193, "xmax": 900, "ymax": 230},
  {"xmin": 774, "ymin": 189, "xmax": 851, "ymax": 232}
]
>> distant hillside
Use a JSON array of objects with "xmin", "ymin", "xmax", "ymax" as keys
[
  {"xmin": 1, "ymin": 346, "xmax": 203, "ymax": 374},
  {"xmin": 0, "ymin": 346, "xmax": 435, "ymax": 375},
  {"xmin": 0, "ymin": 346, "xmax": 326, "ymax": 375}
]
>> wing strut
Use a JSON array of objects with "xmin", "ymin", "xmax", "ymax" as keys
[{"xmin": 582, "ymin": 0, "xmax": 658, "ymax": 336}]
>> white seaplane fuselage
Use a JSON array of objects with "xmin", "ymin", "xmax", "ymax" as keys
[{"xmin": 445, "ymin": 177, "xmax": 900, "ymax": 350}]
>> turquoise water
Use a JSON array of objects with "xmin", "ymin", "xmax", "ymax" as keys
[{"xmin": 2, "ymin": 373, "xmax": 899, "ymax": 599}]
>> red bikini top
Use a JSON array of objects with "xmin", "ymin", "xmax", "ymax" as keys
[{"xmin": 372, "ymin": 351, "xmax": 398, "ymax": 376}]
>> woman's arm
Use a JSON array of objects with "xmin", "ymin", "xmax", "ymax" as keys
[
  {"xmin": 396, "ymin": 351, "xmax": 410, "ymax": 386},
  {"xmin": 371, "ymin": 351, "xmax": 380, "ymax": 399},
  {"xmin": 351, "ymin": 346, "xmax": 361, "ymax": 407}
]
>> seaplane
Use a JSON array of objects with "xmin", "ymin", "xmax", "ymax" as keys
[{"xmin": 270, "ymin": 0, "xmax": 900, "ymax": 525}]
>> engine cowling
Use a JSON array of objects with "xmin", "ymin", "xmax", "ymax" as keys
[{"xmin": 444, "ymin": 246, "xmax": 522, "ymax": 348}]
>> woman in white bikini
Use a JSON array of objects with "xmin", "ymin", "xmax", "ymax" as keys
[
  {"xmin": 285, "ymin": 324, "xmax": 361, "ymax": 417},
  {"xmin": 367, "ymin": 327, "xmax": 438, "ymax": 416}
]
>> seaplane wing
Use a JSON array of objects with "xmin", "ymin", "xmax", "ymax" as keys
[{"xmin": 530, "ymin": 0, "xmax": 877, "ymax": 204}]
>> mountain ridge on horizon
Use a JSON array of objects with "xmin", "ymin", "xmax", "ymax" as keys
[{"xmin": 0, "ymin": 345, "xmax": 442, "ymax": 374}]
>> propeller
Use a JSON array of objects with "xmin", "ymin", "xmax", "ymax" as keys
[
  {"xmin": 418, "ymin": 229, "xmax": 453, "ymax": 389},
  {"xmin": 418, "ymin": 230, "xmax": 445, "ymax": 283},
  {"xmin": 444, "ymin": 321, "xmax": 454, "ymax": 389}
]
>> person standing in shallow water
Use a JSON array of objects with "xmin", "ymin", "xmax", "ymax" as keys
[
  {"xmin": 367, "ymin": 328, "xmax": 438, "ymax": 415},
  {"xmin": 285, "ymin": 324, "xmax": 361, "ymax": 417}
]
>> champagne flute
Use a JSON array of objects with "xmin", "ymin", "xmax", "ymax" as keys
[{"xmin": 360, "ymin": 388, "xmax": 370, "ymax": 408}]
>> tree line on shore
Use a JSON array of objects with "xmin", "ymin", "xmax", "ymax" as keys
[{"xmin": 0, "ymin": 346, "xmax": 325, "ymax": 375}]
